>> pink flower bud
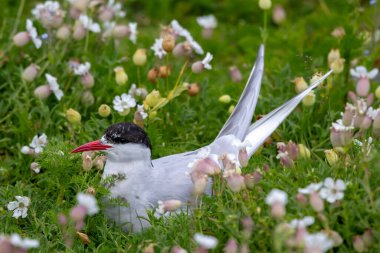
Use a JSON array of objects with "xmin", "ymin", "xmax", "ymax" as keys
[
  {"xmin": 56, "ymin": 25, "xmax": 71, "ymax": 40},
  {"xmin": 330, "ymin": 230, "xmax": 343, "ymax": 247},
  {"xmin": 158, "ymin": 200, "xmax": 182, "ymax": 213},
  {"xmin": 272, "ymin": 5, "xmax": 286, "ymax": 25},
  {"xmin": 73, "ymin": 24, "xmax": 86, "ymax": 40},
  {"xmin": 296, "ymin": 193, "xmax": 307, "ymax": 205},
  {"xmin": 193, "ymin": 175, "xmax": 208, "ymax": 195},
  {"xmin": 69, "ymin": 7, "xmax": 81, "ymax": 19},
  {"xmin": 171, "ymin": 246, "xmax": 187, "ymax": 253},
  {"xmin": 13, "ymin": 31, "xmax": 30, "ymax": 47},
  {"xmin": 356, "ymin": 77, "xmax": 370, "ymax": 97},
  {"xmin": 286, "ymin": 141, "xmax": 298, "ymax": 160},
  {"xmin": 173, "ymin": 42, "xmax": 192, "ymax": 57},
  {"xmin": 294, "ymin": 227, "xmax": 308, "ymax": 246},
  {"xmin": 81, "ymin": 90, "xmax": 95, "ymax": 107},
  {"xmin": 73, "ymin": 0, "xmax": 89, "ymax": 12},
  {"xmin": 348, "ymin": 91, "xmax": 357, "ymax": 103},
  {"xmin": 342, "ymin": 104, "xmax": 354, "ymax": 126},
  {"xmin": 0, "ymin": 238, "xmax": 12, "ymax": 253},
  {"xmin": 112, "ymin": 25, "xmax": 129, "ymax": 39},
  {"xmin": 70, "ymin": 205, "xmax": 87, "ymax": 221},
  {"xmin": 30, "ymin": 162, "xmax": 41, "ymax": 173},
  {"xmin": 75, "ymin": 220, "xmax": 85, "ymax": 231},
  {"xmin": 238, "ymin": 148, "xmax": 249, "ymax": 167},
  {"xmin": 310, "ymin": 192, "xmax": 324, "ymax": 212},
  {"xmin": 278, "ymin": 152, "xmax": 294, "ymax": 167},
  {"xmin": 353, "ymin": 235, "xmax": 366, "ymax": 252},
  {"xmin": 93, "ymin": 155, "xmax": 106, "ymax": 170},
  {"xmin": 34, "ymin": 84, "xmax": 52, "ymax": 99},
  {"xmin": 277, "ymin": 142, "xmax": 286, "ymax": 152},
  {"xmin": 98, "ymin": 8, "xmax": 114, "ymax": 22},
  {"xmin": 58, "ymin": 213, "xmax": 68, "ymax": 226},
  {"xmin": 271, "ymin": 201, "xmax": 285, "ymax": 219},
  {"xmin": 22, "ymin": 64, "xmax": 39, "ymax": 82},
  {"xmin": 202, "ymin": 28, "xmax": 213, "ymax": 39},
  {"xmin": 227, "ymin": 173, "xmax": 245, "ymax": 192},
  {"xmin": 81, "ymin": 72, "xmax": 94, "ymax": 88},
  {"xmin": 353, "ymin": 115, "xmax": 364, "ymax": 128},
  {"xmin": 40, "ymin": 11, "xmax": 64, "ymax": 29},
  {"xmin": 373, "ymin": 112, "xmax": 380, "ymax": 129},
  {"xmin": 366, "ymin": 94, "xmax": 374, "ymax": 106},
  {"xmin": 224, "ymin": 238, "xmax": 238, "ymax": 253},
  {"xmin": 241, "ymin": 216, "xmax": 253, "ymax": 234},
  {"xmin": 360, "ymin": 115, "xmax": 372, "ymax": 130},
  {"xmin": 362, "ymin": 229, "xmax": 374, "ymax": 247},
  {"xmin": 192, "ymin": 61, "xmax": 204, "ymax": 73},
  {"xmin": 82, "ymin": 155, "xmax": 92, "ymax": 171},
  {"xmin": 244, "ymin": 172, "xmax": 261, "ymax": 189},
  {"xmin": 229, "ymin": 66, "xmax": 243, "ymax": 83}
]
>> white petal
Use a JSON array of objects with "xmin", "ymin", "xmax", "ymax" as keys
[
  {"xmin": 319, "ymin": 188, "xmax": 329, "ymax": 199},
  {"xmin": 367, "ymin": 68, "xmax": 378, "ymax": 79},
  {"xmin": 335, "ymin": 179, "xmax": 346, "ymax": 191},
  {"xmin": 350, "ymin": 68, "xmax": 360, "ymax": 78},
  {"xmin": 7, "ymin": 201, "xmax": 19, "ymax": 211},
  {"xmin": 194, "ymin": 233, "xmax": 218, "ymax": 249},
  {"xmin": 324, "ymin": 177, "xmax": 334, "ymax": 188}
]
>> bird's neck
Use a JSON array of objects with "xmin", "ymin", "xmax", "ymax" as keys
[{"xmin": 103, "ymin": 143, "xmax": 152, "ymax": 177}]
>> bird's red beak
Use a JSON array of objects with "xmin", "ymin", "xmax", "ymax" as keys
[{"xmin": 70, "ymin": 140, "xmax": 112, "ymax": 153}]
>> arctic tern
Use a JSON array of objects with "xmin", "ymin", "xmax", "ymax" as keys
[{"xmin": 71, "ymin": 45, "xmax": 332, "ymax": 232}]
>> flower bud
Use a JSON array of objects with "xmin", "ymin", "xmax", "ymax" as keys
[
  {"xmin": 162, "ymin": 33, "xmax": 175, "ymax": 52},
  {"xmin": 238, "ymin": 148, "xmax": 249, "ymax": 167},
  {"xmin": 172, "ymin": 246, "xmax": 187, "ymax": 253},
  {"xmin": 329, "ymin": 230, "xmax": 343, "ymax": 246},
  {"xmin": 228, "ymin": 105, "xmax": 235, "ymax": 114},
  {"xmin": 287, "ymin": 141, "xmax": 298, "ymax": 160},
  {"xmin": 66, "ymin": 108, "xmax": 81, "ymax": 124},
  {"xmin": 56, "ymin": 25, "xmax": 71, "ymax": 40},
  {"xmin": 375, "ymin": 86, "xmax": 380, "ymax": 99},
  {"xmin": 73, "ymin": 0, "xmax": 89, "ymax": 11},
  {"xmin": 58, "ymin": 213, "xmax": 68, "ymax": 226},
  {"xmin": 296, "ymin": 193, "xmax": 307, "ymax": 205},
  {"xmin": 76, "ymin": 231, "xmax": 90, "ymax": 245},
  {"xmin": 297, "ymin": 144, "xmax": 311, "ymax": 159},
  {"xmin": 310, "ymin": 192, "xmax": 324, "ymax": 212},
  {"xmin": 259, "ymin": 0, "xmax": 272, "ymax": 10},
  {"xmin": 173, "ymin": 42, "xmax": 193, "ymax": 57},
  {"xmin": 227, "ymin": 173, "xmax": 245, "ymax": 192},
  {"xmin": 356, "ymin": 77, "xmax": 370, "ymax": 97},
  {"xmin": 302, "ymin": 91, "xmax": 315, "ymax": 107},
  {"xmin": 158, "ymin": 199, "xmax": 182, "ymax": 213},
  {"xmin": 219, "ymin": 95, "xmax": 231, "ymax": 103},
  {"xmin": 342, "ymin": 104, "xmax": 355, "ymax": 126},
  {"xmin": 112, "ymin": 25, "xmax": 129, "ymax": 39},
  {"xmin": 293, "ymin": 77, "xmax": 308, "ymax": 93},
  {"xmin": 271, "ymin": 201, "xmax": 285, "ymax": 219},
  {"xmin": 34, "ymin": 84, "xmax": 52, "ymax": 99},
  {"xmin": 98, "ymin": 104, "xmax": 111, "ymax": 117},
  {"xmin": 327, "ymin": 49, "xmax": 341, "ymax": 66},
  {"xmin": 360, "ymin": 115, "xmax": 372, "ymax": 130},
  {"xmin": 86, "ymin": 186, "xmax": 96, "ymax": 195},
  {"xmin": 147, "ymin": 67, "xmax": 159, "ymax": 83},
  {"xmin": 353, "ymin": 235, "xmax": 366, "ymax": 253},
  {"xmin": 331, "ymin": 27, "xmax": 345, "ymax": 39},
  {"xmin": 145, "ymin": 90, "xmax": 162, "ymax": 108},
  {"xmin": 310, "ymin": 72, "xmax": 324, "ymax": 86},
  {"xmin": 272, "ymin": 5, "xmax": 286, "ymax": 25},
  {"xmin": 69, "ymin": 7, "xmax": 81, "ymax": 19},
  {"xmin": 229, "ymin": 66, "xmax": 243, "ymax": 83},
  {"xmin": 73, "ymin": 24, "xmax": 86, "ymax": 40},
  {"xmin": 143, "ymin": 244, "xmax": 154, "ymax": 253},
  {"xmin": 70, "ymin": 205, "xmax": 87, "ymax": 221},
  {"xmin": 13, "ymin": 31, "xmax": 30, "ymax": 47},
  {"xmin": 324, "ymin": 149, "xmax": 338, "ymax": 166},
  {"xmin": 158, "ymin": 65, "xmax": 171, "ymax": 78},
  {"xmin": 362, "ymin": 229, "xmax": 374, "ymax": 247},
  {"xmin": 224, "ymin": 239, "xmax": 238, "ymax": 253},
  {"xmin": 367, "ymin": 94, "xmax": 374, "ymax": 106},
  {"xmin": 187, "ymin": 83, "xmax": 200, "ymax": 96},
  {"xmin": 81, "ymin": 90, "xmax": 95, "ymax": 107},
  {"xmin": 114, "ymin": 67, "xmax": 128, "ymax": 86},
  {"xmin": 82, "ymin": 155, "xmax": 92, "ymax": 171},
  {"xmin": 93, "ymin": 155, "xmax": 106, "ymax": 170},
  {"xmin": 133, "ymin": 49, "xmax": 147, "ymax": 66},
  {"xmin": 330, "ymin": 58, "xmax": 345, "ymax": 74},
  {"xmin": 348, "ymin": 91, "xmax": 357, "ymax": 103},
  {"xmin": 134, "ymin": 111, "xmax": 145, "ymax": 128},
  {"xmin": 30, "ymin": 162, "xmax": 41, "ymax": 173},
  {"xmin": 82, "ymin": 151, "xmax": 95, "ymax": 160},
  {"xmin": 193, "ymin": 175, "xmax": 208, "ymax": 195},
  {"xmin": 22, "ymin": 64, "xmax": 39, "ymax": 82},
  {"xmin": 81, "ymin": 73, "xmax": 95, "ymax": 88},
  {"xmin": 191, "ymin": 61, "xmax": 204, "ymax": 73}
]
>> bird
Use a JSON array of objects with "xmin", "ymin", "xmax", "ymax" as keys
[{"xmin": 71, "ymin": 45, "xmax": 332, "ymax": 232}]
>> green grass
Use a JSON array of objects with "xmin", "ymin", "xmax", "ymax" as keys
[{"xmin": 1, "ymin": 0, "xmax": 380, "ymax": 252}]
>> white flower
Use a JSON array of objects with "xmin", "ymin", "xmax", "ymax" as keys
[
  {"xmin": 194, "ymin": 233, "xmax": 218, "ymax": 249},
  {"xmin": 29, "ymin": 133, "xmax": 47, "ymax": 154},
  {"xmin": 151, "ymin": 38, "xmax": 167, "ymax": 59},
  {"xmin": 21, "ymin": 146, "xmax": 31, "ymax": 154},
  {"xmin": 304, "ymin": 232, "xmax": 334, "ymax": 253},
  {"xmin": 73, "ymin": 62, "xmax": 91, "ymax": 76},
  {"xmin": 196, "ymin": 15, "xmax": 218, "ymax": 29},
  {"xmin": 45, "ymin": 74, "xmax": 63, "ymax": 100},
  {"xmin": 107, "ymin": 0, "xmax": 126, "ymax": 17},
  {"xmin": 366, "ymin": 107, "xmax": 380, "ymax": 120},
  {"xmin": 332, "ymin": 119, "xmax": 354, "ymax": 131},
  {"xmin": 265, "ymin": 189, "xmax": 288, "ymax": 206},
  {"xmin": 137, "ymin": 104, "xmax": 148, "ymax": 119},
  {"xmin": 113, "ymin": 93, "xmax": 136, "ymax": 112},
  {"xmin": 201, "ymin": 52, "xmax": 213, "ymax": 70},
  {"xmin": 26, "ymin": 19, "xmax": 42, "ymax": 49},
  {"xmin": 289, "ymin": 216, "xmax": 315, "ymax": 228},
  {"xmin": 31, "ymin": 1, "xmax": 61, "ymax": 19},
  {"xmin": 298, "ymin": 182, "xmax": 323, "ymax": 194},
  {"xmin": 79, "ymin": 14, "xmax": 101, "ymax": 33},
  {"xmin": 170, "ymin": 20, "xmax": 204, "ymax": 55},
  {"xmin": 319, "ymin": 178, "xmax": 346, "ymax": 203},
  {"xmin": 7, "ymin": 196, "xmax": 30, "ymax": 219},
  {"xmin": 350, "ymin": 66, "xmax": 378, "ymax": 79},
  {"xmin": 10, "ymin": 233, "xmax": 39, "ymax": 249},
  {"xmin": 128, "ymin": 22, "xmax": 137, "ymax": 43},
  {"xmin": 77, "ymin": 193, "xmax": 99, "ymax": 215}
]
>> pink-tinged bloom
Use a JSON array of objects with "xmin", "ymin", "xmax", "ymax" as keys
[
  {"xmin": 224, "ymin": 238, "xmax": 238, "ymax": 253},
  {"xmin": 265, "ymin": 189, "xmax": 288, "ymax": 218},
  {"xmin": 31, "ymin": 1, "xmax": 64, "ymax": 28},
  {"xmin": 310, "ymin": 192, "xmax": 324, "ymax": 212},
  {"xmin": 76, "ymin": 193, "xmax": 99, "ymax": 215},
  {"xmin": 7, "ymin": 196, "xmax": 30, "ymax": 219},
  {"xmin": 226, "ymin": 172, "xmax": 245, "ymax": 192},
  {"xmin": 350, "ymin": 66, "xmax": 378, "ymax": 97},
  {"xmin": 330, "ymin": 120, "xmax": 353, "ymax": 148},
  {"xmin": 170, "ymin": 20, "xmax": 204, "ymax": 55},
  {"xmin": 319, "ymin": 178, "xmax": 346, "ymax": 203},
  {"xmin": 304, "ymin": 232, "xmax": 334, "ymax": 253},
  {"xmin": 192, "ymin": 52, "xmax": 213, "ymax": 73},
  {"xmin": 229, "ymin": 66, "xmax": 243, "ymax": 83},
  {"xmin": 352, "ymin": 235, "xmax": 366, "ymax": 253},
  {"xmin": 157, "ymin": 200, "xmax": 182, "ymax": 214},
  {"xmin": 78, "ymin": 14, "xmax": 101, "ymax": 33},
  {"xmin": 70, "ymin": 205, "xmax": 87, "ymax": 221}
]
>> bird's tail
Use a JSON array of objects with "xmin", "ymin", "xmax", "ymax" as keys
[
  {"xmin": 244, "ymin": 70, "xmax": 333, "ymax": 157},
  {"xmin": 215, "ymin": 45, "xmax": 265, "ymax": 141}
]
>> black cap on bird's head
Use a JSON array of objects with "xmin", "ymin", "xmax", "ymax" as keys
[{"xmin": 70, "ymin": 122, "xmax": 151, "ymax": 153}]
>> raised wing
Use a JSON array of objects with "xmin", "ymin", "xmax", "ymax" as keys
[{"xmin": 215, "ymin": 45, "xmax": 265, "ymax": 141}]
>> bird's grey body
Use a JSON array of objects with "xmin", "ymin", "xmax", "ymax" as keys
[{"xmin": 74, "ymin": 45, "xmax": 332, "ymax": 232}]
